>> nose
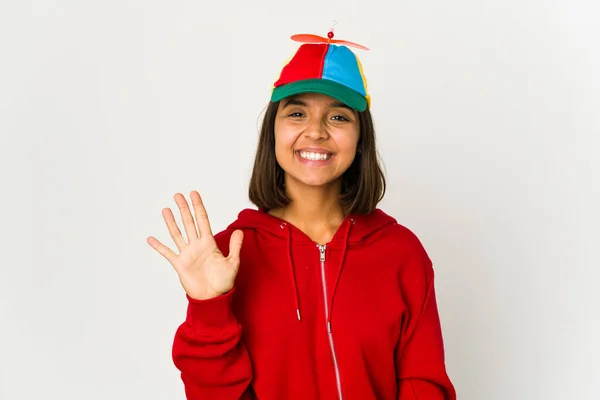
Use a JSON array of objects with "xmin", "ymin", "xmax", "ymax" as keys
[{"xmin": 304, "ymin": 118, "xmax": 329, "ymax": 141}]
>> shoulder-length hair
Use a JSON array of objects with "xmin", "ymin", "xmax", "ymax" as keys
[{"xmin": 248, "ymin": 100, "xmax": 386, "ymax": 215}]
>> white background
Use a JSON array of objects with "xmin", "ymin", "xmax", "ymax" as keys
[{"xmin": 1, "ymin": 1, "xmax": 599, "ymax": 399}]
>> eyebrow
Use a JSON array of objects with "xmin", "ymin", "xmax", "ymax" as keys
[{"xmin": 282, "ymin": 97, "xmax": 353, "ymax": 111}]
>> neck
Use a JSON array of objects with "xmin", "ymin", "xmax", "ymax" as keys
[{"xmin": 269, "ymin": 178, "xmax": 346, "ymax": 243}]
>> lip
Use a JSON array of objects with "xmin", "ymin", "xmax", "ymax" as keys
[
  {"xmin": 295, "ymin": 148, "xmax": 335, "ymax": 165},
  {"xmin": 295, "ymin": 147, "xmax": 334, "ymax": 155}
]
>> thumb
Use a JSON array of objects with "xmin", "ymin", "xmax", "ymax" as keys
[{"xmin": 227, "ymin": 229, "xmax": 244, "ymax": 263}]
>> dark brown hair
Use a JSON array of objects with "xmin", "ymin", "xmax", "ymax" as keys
[{"xmin": 248, "ymin": 101, "xmax": 386, "ymax": 215}]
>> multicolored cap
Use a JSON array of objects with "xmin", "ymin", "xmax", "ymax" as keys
[{"xmin": 271, "ymin": 30, "xmax": 370, "ymax": 112}]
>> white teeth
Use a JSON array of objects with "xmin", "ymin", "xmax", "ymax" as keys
[{"xmin": 299, "ymin": 151, "xmax": 332, "ymax": 161}]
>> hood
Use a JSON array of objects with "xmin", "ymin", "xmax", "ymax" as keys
[
  {"xmin": 224, "ymin": 208, "xmax": 398, "ymax": 323},
  {"xmin": 227, "ymin": 208, "xmax": 397, "ymax": 244}
]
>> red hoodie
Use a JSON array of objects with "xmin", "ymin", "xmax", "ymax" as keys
[{"xmin": 172, "ymin": 208, "xmax": 456, "ymax": 400}]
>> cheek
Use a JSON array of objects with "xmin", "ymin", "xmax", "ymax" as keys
[
  {"xmin": 273, "ymin": 126, "xmax": 298, "ymax": 162},
  {"xmin": 274, "ymin": 124, "xmax": 299, "ymax": 152},
  {"xmin": 335, "ymin": 130, "xmax": 360, "ymax": 155}
]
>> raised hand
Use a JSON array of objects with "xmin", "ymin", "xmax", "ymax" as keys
[{"xmin": 147, "ymin": 191, "xmax": 243, "ymax": 300}]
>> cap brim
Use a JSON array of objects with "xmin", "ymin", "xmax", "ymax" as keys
[{"xmin": 271, "ymin": 79, "xmax": 367, "ymax": 112}]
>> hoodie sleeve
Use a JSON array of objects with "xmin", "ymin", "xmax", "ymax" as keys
[
  {"xmin": 171, "ymin": 231, "xmax": 254, "ymax": 399},
  {"xmin": 395, "ymin": 234, "xmax": 456, "ymax": 400}
]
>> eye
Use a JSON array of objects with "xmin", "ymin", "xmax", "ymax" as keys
[
  {"xmin": 288, "ymin": 112, "xmax": 304, "ymax": 118},
  {"xmin": 331, "ymin": 115, "xmax": 350, "ymax": 122}
]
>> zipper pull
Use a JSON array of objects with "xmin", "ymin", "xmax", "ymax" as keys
[{"xmin": 319, "ymin": 245, "xmax": 326, "ymax": 262}]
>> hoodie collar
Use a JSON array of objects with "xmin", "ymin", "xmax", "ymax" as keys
[
  {"xmin": 226, "ymin": 208, "xmax": 397, "ymax": 322},
  {"xmin": 228, "ymin": 208, "xmax": 396, "ymax": 245}
]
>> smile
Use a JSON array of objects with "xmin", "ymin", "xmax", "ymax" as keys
[{"xmin": 297, "ymin": 151, "xmax": 333, "ymax": 161}]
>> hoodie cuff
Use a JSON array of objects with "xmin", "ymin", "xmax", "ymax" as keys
[{"xmin": 185, "ymin": 288, "xmax": 238, "ymax": 333}]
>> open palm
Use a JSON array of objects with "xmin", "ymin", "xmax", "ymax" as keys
[{"xmin": 147, "ymin": 191, "xmax": 243, "ymax": 300}]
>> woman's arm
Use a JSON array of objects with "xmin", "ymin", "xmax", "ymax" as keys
[
  {"xmin": 147, "ymin": 192, "xmax": 253, "ymax": 398},
  {"xmin": 172, "ymin": 288, "xmax": 254, "ymax": 399},
  {"xmin": 395, "ymin": 234, "xmax": 456, "ymax": 400}
]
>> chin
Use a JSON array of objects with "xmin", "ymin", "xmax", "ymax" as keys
[{"xmin": 288, "ymin": 174, "xmax": 342, "ymax": 189}]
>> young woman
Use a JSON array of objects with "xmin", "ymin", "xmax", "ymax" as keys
[{"xmin": 148, "ymin": 34, "xmax": 456, "ymax": 400}]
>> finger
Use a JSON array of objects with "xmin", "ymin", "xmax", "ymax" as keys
[
  {"xmin": 226, "ymin": 229, "xmax": 244, "ymax": 264},
  {"xmin": 147, "ymin": 236, "xmax": 178, "ymax": 266},
  {"xmin": 190, "ymin": 191, "xmax": 214, "ymax": 238},
  {"xmin": 174, "ymin": 193, "xmax": 199, "ymax": 242},
  {"xmin": 161, "ymin": 208, "xmax": 186, "ymax": 251}
]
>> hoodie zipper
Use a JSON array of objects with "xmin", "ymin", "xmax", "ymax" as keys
[{"xmin": 318, "ymin": 244, "xmax": 343, "ymax": 400}]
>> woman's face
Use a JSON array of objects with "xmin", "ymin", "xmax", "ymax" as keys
[{"xmin": 274, "ymin": 92, "xmax": 360, "ymax": 191}]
